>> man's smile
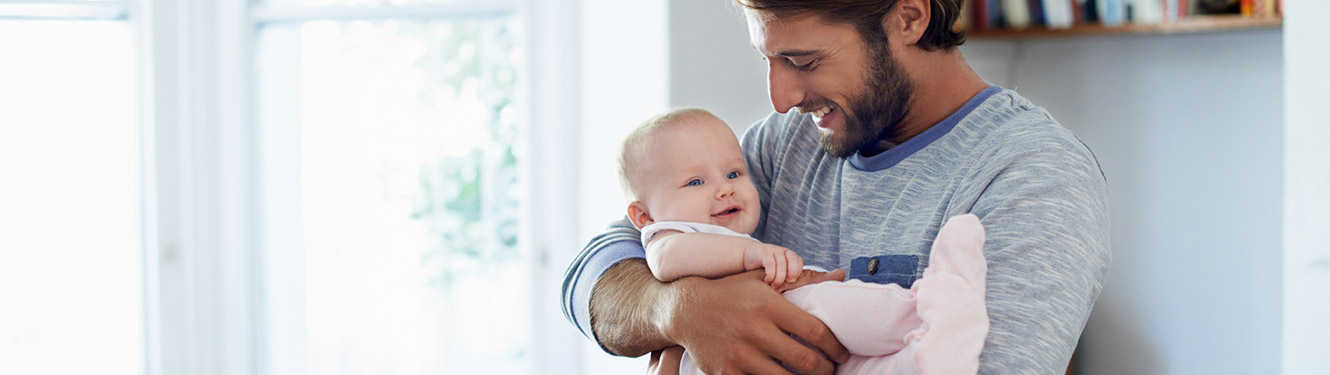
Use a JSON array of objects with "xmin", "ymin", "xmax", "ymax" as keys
[{"xmin": 799, "ymin": 102, "xmax": 842, "ymax": 129}]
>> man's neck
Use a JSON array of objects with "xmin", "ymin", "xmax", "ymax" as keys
[{"xmin": 888, "ymin": 52, "xmax": 990, "ymax": 146}]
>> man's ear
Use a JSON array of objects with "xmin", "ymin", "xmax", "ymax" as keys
[
  {"xmin": 882, "ymin": 0, "xmax": 930, "ymax": 47},
  {"xmin": 627, "ymin": 202, "xmax": 655, "ymax": 229}
]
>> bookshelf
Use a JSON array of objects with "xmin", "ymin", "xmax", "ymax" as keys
[{"xmin": 967, "ymin": 15, "xmax": 1282, "ymax": 39}]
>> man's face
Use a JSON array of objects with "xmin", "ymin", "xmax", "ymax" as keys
[
  {"xmin": 746, "ymin": 10, "xmax": 914, "ymax": 157},
  {"xmin": 637, "ymin": 116, "xmax": 762, "ymax": 235}
]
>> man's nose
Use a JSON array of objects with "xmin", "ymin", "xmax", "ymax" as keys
[{"xmin": 768, "ymin": 67, "xmax": 804, "ymax": 114}]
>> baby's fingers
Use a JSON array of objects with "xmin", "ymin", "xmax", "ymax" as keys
[
  {"xmin": 762, "ymin": 256, "xmax": 777, "ymax": 284},
  {"xmin": 772, "ymin": 254, "xmax": 788, "ymax": 288},
  {"xmin": 788, "ymin": 252, "xmax": 804, "ymax": 283}
]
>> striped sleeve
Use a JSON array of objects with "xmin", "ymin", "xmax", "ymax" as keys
[
  {"xmin": 559, "ymin": 217, "xmax": 644, "ymax": 353},
  {"xmin": 961, "ymin": 118, "xmax": 1112, "ymax": 374}
]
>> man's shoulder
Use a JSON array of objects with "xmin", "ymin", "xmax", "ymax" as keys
[
  {"xmin": 741, "ymin": 111, "xmax": 823, "ymax": 159},
  {"xmin": 965, "ymin": 89, "xmax": 1099, "ymax": 168},
  {"xmin": 751, "ymin": 109, "xmax": 807, "ymax": 131},
  {"xmin": 744, "ymin": 110, "xmax": 812, "ymax": 141}
]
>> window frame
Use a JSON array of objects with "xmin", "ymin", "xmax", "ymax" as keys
[{"xmin": 139, "ymin": 0, "xmax": 259, "ymax": 373}]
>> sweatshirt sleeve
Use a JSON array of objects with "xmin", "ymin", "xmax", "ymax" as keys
[
  {"xmin": 960, "ymin": 120, "xmax": 1113, "ymax": 375},
  {"xmin": 740, "ymin": 112, "xmax": 795, "ymax": 240},
  {"xmin": 559, "ymin": 217, "xmax": 643, "ymax": 353}
]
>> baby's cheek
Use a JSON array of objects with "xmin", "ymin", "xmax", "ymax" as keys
[{"xmin": 656, "ymin": 204, "xmax": 708, "ymax": 224}]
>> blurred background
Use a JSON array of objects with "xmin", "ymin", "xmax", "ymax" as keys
[{"xmin": 0, "ymin": 0, "xmax": 1325, "ymax": 374}]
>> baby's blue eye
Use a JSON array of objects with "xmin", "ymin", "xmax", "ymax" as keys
[
  {"xmin": 727, "ymin": 171, "xmax": 739, "ymax": 179},
  {"xmin": 686, "ymin": 179, "xmax": 703, "ymax": 186}
]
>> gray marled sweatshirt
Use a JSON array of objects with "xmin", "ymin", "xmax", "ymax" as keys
[{"xmin": 561, "ymin": 86, "xmax": 1111, "ymax": 374}]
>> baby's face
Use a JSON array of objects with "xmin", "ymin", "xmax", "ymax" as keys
[{"xmin": 638, "ymin": 116, "xmax": 761, "ymax": 234}]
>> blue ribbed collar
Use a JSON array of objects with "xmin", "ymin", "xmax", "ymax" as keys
[{"xmin": 849, "ymin": 84, "xmax": 1001, "ymax": 171}]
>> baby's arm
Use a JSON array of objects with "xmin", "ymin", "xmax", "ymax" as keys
[{"xmin": 645, "ymin": 230, "xmax": 803, "ymax": 288}]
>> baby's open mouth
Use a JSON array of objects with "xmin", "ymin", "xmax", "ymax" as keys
[{"xmin": 713, "ymin": 206, "xmax": 741, "ymax": 217}]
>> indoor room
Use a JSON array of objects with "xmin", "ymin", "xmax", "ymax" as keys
[{"xmin": 1, "ymin": 0, "xmax": 1325, "ymax": 374}]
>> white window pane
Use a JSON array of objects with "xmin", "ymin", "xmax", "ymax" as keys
[
  {"xmin": 257, "ymin": 18, "xmax": 527, "ymax": 375},
  {"xmin": 0, "ymin": 20, "xmax": 140, "ymax": 375},
  {"xmin": 260, "ymin": 0, "xmax": 503, "ymax": 7}
]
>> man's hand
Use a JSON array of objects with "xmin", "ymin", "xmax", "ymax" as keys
[
  {"xmin": 743, "ymin": 243, "xmax": 804, "ymax": 289},
  {"xmin": 663, "ymin": 268, "xmax": 849, "ymax": 375},
  {"xmin": 777, "ymin": 268, "xmax": 847, "ymax": 293}
]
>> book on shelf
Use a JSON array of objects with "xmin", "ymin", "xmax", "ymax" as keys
[
  {"xmin": 1003, "ymin": 0, "xmax": 1033, "ymax": 29},
  {"xmin": 960, "ymin": 0, "xmax": 1282, "ymax": 33},
  {"xmin": 990, "ymin": 0, "xmax": 1005, "ymax": 30},
  {"xmin": 1096, "ymin": 0, "xmax": 1125, "ymax": 26},
  {"xmin": 1028, "ymin": 0, "xmax": 1046, "ymax": 28},
  {"xmin": 1043, "ymin": 0, "xmax": 1074, "ymax": 29},
  {"xmin": 1127, "ymin": 0, "xmax": 1164, "ymax": 25},
  {"xmin": 1241, "ymin": 0, "xmax": 1279, "ymax": 18}
]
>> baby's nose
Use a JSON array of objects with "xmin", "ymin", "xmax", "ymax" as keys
[{"xmin": 715, "ymin": 183, "xmax": 734, "ymax": 198}]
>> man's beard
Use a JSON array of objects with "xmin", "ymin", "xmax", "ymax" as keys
[{"xmin": 818, "ymin": 41, "xmax": 914, "ymax": 158}]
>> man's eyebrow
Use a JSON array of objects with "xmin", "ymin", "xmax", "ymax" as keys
[
  {"xmin": 748, "ymin": 44, "xmax": 818, "ymax": 58},
  {"xmin": 775, "ymin": 49, "xmax": 818, "ymax": 58}
]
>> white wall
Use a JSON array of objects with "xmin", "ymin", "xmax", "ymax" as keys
[
  {"xmin": 669, "ymin": 0, "xmax": 771, "ymax": 135},
  {"xmin": 579, "ymin": 0, "xmax": 672, "ymax": 240},
  {"xmin": 668, "ymin": 2, "xmax": 1289, "ymax": 373},
  {"xmin": 1281, "ymin": 0, "xmax": 1330, "ymax": 373},
  {"xmin": 964, "ymin": 32, "xmax": 1285, "ymax": 375}
]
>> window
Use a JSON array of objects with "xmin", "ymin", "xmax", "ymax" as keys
[
  {"xmin": 0, "ymin": 1, "xmax": 587, "ymax": 374},
  {"xmin": 253, "ymin": 2, "xmax": 531, "ymax": 374},
  {"xmin": 0, "ymin": 6, "xmax": 142, "ymax": 375}
]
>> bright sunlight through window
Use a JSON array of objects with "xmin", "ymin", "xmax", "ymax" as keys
[
  {"xmin": 256, "ymin": 16, "xmax": 528, "ymax": 375},
  {"xmin": 0, "ymin": 20, "xmax": 141, "ymax": 375}
]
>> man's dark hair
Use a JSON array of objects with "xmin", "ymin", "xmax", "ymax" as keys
[{"xmin": 736, "ymin": 0, "xmax": 966, "ymax": 51}]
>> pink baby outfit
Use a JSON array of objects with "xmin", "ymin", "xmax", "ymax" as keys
[{"xmin": 669, "ymin": 214, "xmax": 990, "ymax": 375}]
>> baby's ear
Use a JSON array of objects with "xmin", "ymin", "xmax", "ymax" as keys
[{"xmin": 627, "ymin": 202, "xmax": 654, "ymax": 229}]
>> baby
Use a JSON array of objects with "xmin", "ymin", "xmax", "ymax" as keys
[
  {"xmin": 620, "ymin": 108, "xmax": 803, "ymax": 290},
  {"xmin": 619, "ymin": 108, "xmax": 992, "ymax": 375}
]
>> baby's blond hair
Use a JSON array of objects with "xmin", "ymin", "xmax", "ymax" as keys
[{"xmin": 618, "ymin": 107, "xmax": 718, "ymax": 203}]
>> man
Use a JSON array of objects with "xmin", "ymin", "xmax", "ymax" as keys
[{"xmin": 561, "ymin": 0, "xmax": 1111, "ymax": 374}]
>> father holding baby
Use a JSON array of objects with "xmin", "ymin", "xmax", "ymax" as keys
[{"xmin": 561, "ymin": 0, "xmax": 1111, "ymax": 374}]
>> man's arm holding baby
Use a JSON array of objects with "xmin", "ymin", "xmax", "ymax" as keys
[
  {"xmin": 589, "ymin": 257, "xmax": 849, "ymax": 375},
  {"xmin": 566, "ymin": 115, "xmax": 848, "ymax": 374},
  {"xmin": 646, "ymin": 230, "xmax": 803, "ymax": 288}
]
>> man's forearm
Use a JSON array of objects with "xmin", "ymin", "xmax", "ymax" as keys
[{"xmin": 590, "ymin": 258, "xmax": 682, "ymax": 357}]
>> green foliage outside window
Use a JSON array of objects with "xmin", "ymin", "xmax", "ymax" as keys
[{"xmin": 406, "ymin": 19, "xmax": 521, "ymax": 288}]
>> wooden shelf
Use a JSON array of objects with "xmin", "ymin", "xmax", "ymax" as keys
[{"xmin": 967, "ymin": 15, "xmax": 1282, "ymax": 39}]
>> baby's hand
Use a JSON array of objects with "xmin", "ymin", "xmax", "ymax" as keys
[{"xmin": 743, "ymin": 243, "xmax": 804, "ymax": 289}]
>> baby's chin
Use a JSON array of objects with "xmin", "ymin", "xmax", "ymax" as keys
[{"xmin": 714, "ymin": 219, "xmax": 759, "ymax": 236}]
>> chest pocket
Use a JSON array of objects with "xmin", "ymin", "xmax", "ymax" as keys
[{"xmin": 847, "ymin": 254, "xmax": 923, "ymax": 288}]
